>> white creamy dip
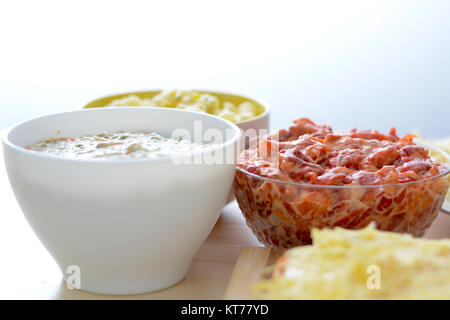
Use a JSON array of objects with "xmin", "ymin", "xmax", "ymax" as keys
[{"xmin": 27, "ymin": 130, "xmax": 212, "ymax": 160}]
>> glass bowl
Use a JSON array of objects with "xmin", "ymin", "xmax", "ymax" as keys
[{"xmin": 234, "ymin": 143, "xmax": 450, "ymax": 248}]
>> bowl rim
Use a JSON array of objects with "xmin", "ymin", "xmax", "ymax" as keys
[
  {"xmin": 2, "ymin": 107, "xmax": 242, "ymax": 164},
  {"xmin": 236, "ymin": 141, "xmax": 450, "ymax": 189},
  {"xmin": 83, "ymin": 89, "xmax": 271, "ymax": 125}
]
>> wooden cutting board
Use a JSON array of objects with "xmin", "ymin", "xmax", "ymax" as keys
[
  {"xmin": 224, "ymin": 210, "xmax": 450, "ymax": 300},
  {"xmin": 224, "ymin": 246, "xmax": 284, "ymax": 300}
]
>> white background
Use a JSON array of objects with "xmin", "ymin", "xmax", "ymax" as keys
[{"xmin": 1, "ymin": 0, "xmax": 449, "ymax": 137}]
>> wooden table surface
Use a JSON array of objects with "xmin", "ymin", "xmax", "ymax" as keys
[{"xmin": 1, "ymin": 138, "xmax": 449, "ymax": 300}]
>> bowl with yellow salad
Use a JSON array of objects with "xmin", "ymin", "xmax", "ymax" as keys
[{"xmin": 84, "ymin": 89, "xmax": 270, "ymax": 133}]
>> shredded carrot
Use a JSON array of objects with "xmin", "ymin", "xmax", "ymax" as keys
[
  {"xmin": 400, "ymin": 134, "xmax": 416, "ymax": 143},
  {"xmin": 311, "ymin": 137, "xmax": 325, "ymax": 143},
  {"xmin": 101, "ymin": 142, "xmax": 123, "ymax": 146}
]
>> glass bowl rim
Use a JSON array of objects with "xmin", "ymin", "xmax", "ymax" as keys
[{"xmin": 236, "ymin": 141, "xmax": 450, "ymax": 190}]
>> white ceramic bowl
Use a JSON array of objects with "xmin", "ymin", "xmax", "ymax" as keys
[{"xmin": 2, "ymin": 107, "xmax": 241, "ymax": 295}]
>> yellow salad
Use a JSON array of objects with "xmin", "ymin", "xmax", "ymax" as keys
[
  {"xmin": 415, "ymin": 134, "xmax": 450, "ymax": 165},
  {"xmin": 107, "ymin": 89, "xmax": 262, "ymax": 123},
  {"xmin": 252, "ymin": 225, "xmax": 450, "ymax": 300},
  {"xmin": 415, "ymin": 134, "xmax": 450, "ymax": 205}
]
